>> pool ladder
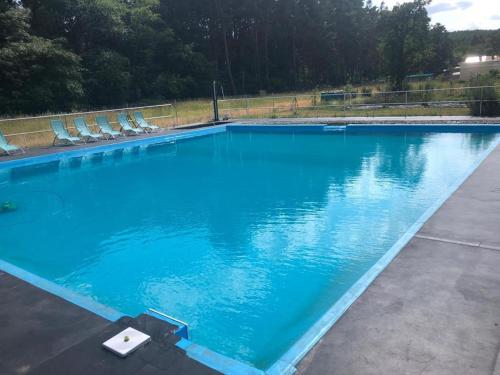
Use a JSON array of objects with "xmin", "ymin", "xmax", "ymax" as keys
[{"xmin": 148, "ymin": 308, "xmax": 190, "ymax": 339}]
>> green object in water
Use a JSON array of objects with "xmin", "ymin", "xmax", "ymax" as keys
[{"xmin": 0, "ymin": 201, "xmax": 17, "ymax": 213}]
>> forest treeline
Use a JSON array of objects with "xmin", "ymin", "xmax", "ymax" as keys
[
  {"xmin": 450, "ymin": 29, "xmax": 500, "ymax": 58},
  {"xmin": 0, "ymin": 0, "xmax": 498, "ymax": 115}
]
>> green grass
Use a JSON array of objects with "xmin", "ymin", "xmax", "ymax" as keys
[{"xmin": 0, "ymin": 78, "xmax": 497, "ymax": 149}]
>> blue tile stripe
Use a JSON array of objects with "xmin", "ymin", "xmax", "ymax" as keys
[{"xmin": 177, "ymin": 338, "xmax": 264, "ymax": 375}]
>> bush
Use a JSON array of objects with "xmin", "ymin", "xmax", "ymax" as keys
[
  {"xmin": 467, "ymin": 72, "xmax": 500, "ymax": 117},
  {"xmin": 361, "ymin": 87, "xmax": 373, "ymax": 97}
]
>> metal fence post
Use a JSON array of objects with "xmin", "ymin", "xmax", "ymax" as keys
[
  {"xmin": 315, "ymin": 94, "xmax": 319, "ymax": 118},
  {"xmin": 343, "ymin": 93, "xmax": 346, "ymax": 117},
  {"xmin": 480, "ymin": 87, "xmax": 484, "ymax": 117},
  {"xmin": 292, "ymin": 96, "xmax": 298, "ymax": 115},
  {"xmin": 212, "ymin": 80, "xmax": 219, "ymax": 122},
  {"xmin": 173, "ymin": 101, "xmax": 178, "ymax": 128},
  {"xmin": 405, "ymin": 91, "xmax": 408, "ymax": 118}
]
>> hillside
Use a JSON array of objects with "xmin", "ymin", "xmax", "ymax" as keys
[{"xmin": 450, "ymin": 29, "xmax": 500, "ymax": 60}]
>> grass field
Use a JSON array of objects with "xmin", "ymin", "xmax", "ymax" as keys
[{"xmin": 0, "ymin": 78, "xmax": 498, "ymax": 149}]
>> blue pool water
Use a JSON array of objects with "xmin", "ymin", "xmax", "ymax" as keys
[{"xmin": 0, "ymin": 127, "xmax": 498, "ymax": 370}]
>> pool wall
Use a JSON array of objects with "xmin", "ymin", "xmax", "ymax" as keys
[{"xmin": 1, "ymin": 123, "xmax": 499, "ymax": 374}]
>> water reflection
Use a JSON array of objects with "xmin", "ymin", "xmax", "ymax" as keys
[{"xmin": 0, "ymin": 130, "xmax": 497, "ymax": 368}]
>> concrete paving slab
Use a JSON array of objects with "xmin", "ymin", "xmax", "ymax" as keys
[
  {"xmin": 32, "ymin": 315, "xmax": 218, "ymax": 375},
  {"xmin": 419, "ymin": 147, "xmax": 500, "ymax": 249},
  {"xmin": 0, "ymin": 272, "xmax": 219, "ymax": 375},
  {"xmin": 298, "ymin": 238, "xmax": 500, "ymax": 375},
  {"xmin": 0, "ymin": 272, "xmax": 110, "ymax": 375}
]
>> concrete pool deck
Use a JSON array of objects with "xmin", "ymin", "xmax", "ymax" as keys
[
  {"xmin": 240, "ymin": 115, "xmax": 500, "ymax": 125},
  {"xmin": 297, "ymin": 144, "xmax": 500, "ymax": 374}
]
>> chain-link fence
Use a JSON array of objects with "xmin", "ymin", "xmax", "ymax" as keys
[{"xmin": 219, "ymin": 85, "xmax": 500, "ymax": 120}]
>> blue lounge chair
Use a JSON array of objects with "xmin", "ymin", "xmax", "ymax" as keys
[
  {"xmin": 0, "ymin": 130, "xmax": 23, "ymax": 155},
  {"xmin": 74, "ymin": 117, "xmax": 104, "ymax": 142},
  {"xmin": 95, "ymin": 116, "xmax": 122, "ymax": 139},
  {"xmin": 50, "ymin": 119, "xmax": 81, "ymax": 145},
  {"xmin": 117, "ymin": 113, "xmax": 144, "ymax": 136},
  {"xmin": 132, "ymin": 111, "xmax": 160, "ymax": 132}
]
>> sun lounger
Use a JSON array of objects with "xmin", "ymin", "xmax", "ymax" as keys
[
  {"xmin": 132, "ymin": 111, "xmax": 160, "ymax": 132},
  {"xmin": 0, "ymin": 130, "xmax": 23, "ymax": 155},
  {"xmin": 95, "ymin": 116, "xmax": 123, "ymax": 139},
  {"xmin": 50, "ymin": 119, "xmax": 81, "ymax": 145},
  {"xmin": 74, "ymin": 117, "xmax": 104, "ymax": 142},
  {"xmin": 117, "ymin": 113, "xmax": 144, "ymax": 135}
]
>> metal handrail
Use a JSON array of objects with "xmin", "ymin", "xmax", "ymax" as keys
[{"xmin": 148, "ymin": 308, "xmax": 189, "ymax": 328}]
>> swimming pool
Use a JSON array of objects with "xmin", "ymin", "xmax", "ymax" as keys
[{"xmin": 1, "ymin": 124, "xmax": 499, "ymax": 372}]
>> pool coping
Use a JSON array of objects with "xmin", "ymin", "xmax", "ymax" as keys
[
  {"xmin": 237, "ymin": 116, "xmax": 500, "ymax": 125},
  {"xmin": 1, "ymin": 123, "xmax": 499, "ymax": 374}
]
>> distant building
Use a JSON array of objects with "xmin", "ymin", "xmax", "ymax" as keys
[{"xmin": 460, "ymin": 56, "xmax": 500, "ymax": 80}]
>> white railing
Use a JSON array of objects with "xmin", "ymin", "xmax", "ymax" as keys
[{"xmin": 0, "ymin": 103, "xmax": 176, "ymax": 148}]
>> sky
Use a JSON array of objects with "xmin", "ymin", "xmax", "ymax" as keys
[{"xmin": 374, "ymin": 0, "xmax": 500, "ymax": 31}]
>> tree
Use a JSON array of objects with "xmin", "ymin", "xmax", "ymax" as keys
[
  {"xmin": 467, "ymin": 71, "xmax": 500, "ymax": 117},
  {"xmin": 83, "ymin": 49, "xmax": 131, "ymax": 107},
  {"xmin": 1, "ymin": 0, "xmax": 461, "ymax": 114},
  {"xmin": 0, "ymin": 4, "xmax": 83, "ymax": 115},
  {"xmin": 379, "ymin": 0, "xmax": 432, "ymax": 89},
  {"xmin": 425, "ymin": 23, "xmax": 453, "ymax": 74}
]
